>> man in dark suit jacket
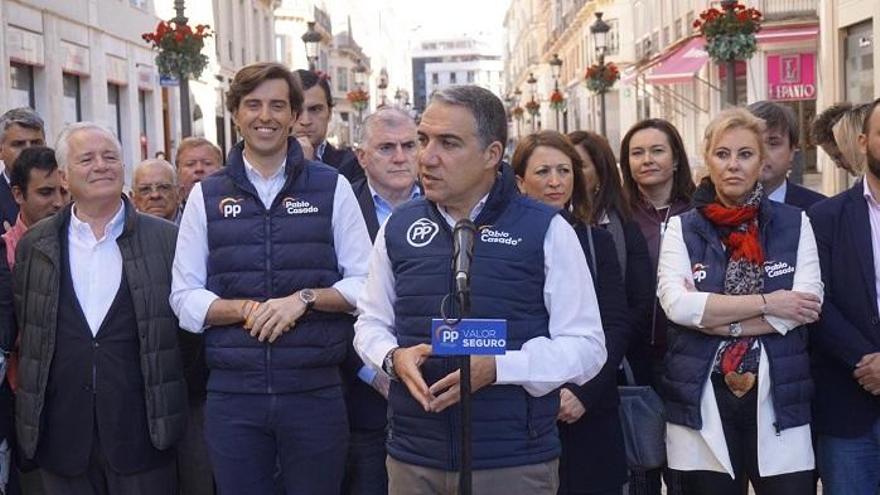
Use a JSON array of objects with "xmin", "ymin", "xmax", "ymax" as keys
[
  {"xmin": 808, "ymin": 97, "xmax": 880, "ymax": 494},
  {"xmin": 0, "ymin": 108, "xmax": 46, "ymax": 228},
  {"xmin": 341, "ymin": 106, "xmax": 420, "ymax": 495},
  {"xmin": 293, "ymin": 69, "xmax": 365, "ymax": 184},
  {"xmin": 748, "ymin": 101, "xmax": 825, "ymax": 210}
]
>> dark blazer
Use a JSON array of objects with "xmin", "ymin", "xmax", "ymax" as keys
[
  {"xmin": 559, "ymin": 223, "xmax": 630, "ymax": 494},
  {"xmin": 351, "ymin": 178, "xmax": 380, "ymax": 241},
  {"xmin": 321, "ymin": 143, "xmax": 364, "ymax": 184},
  {"xmin": 0, "ymin": 179, "xmax": 18, "ymax": 228},
  {"xmin": 808, "ymin": 181, "xmax": 880, "ymax": 438},
  {"xmin": 785, "ymin": 180, "xmax": 826, "ymax": 211}
]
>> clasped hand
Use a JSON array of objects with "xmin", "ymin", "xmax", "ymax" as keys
[
  {"xmin": 393, "ymin": 344, "xmax": 496, "ymax": 413},
  {"xmin": 241, "ymin": 294, "xmax": 308, "ymax": 343}
]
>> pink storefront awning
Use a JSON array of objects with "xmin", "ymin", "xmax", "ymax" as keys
[
  {"xmin": 644, "ymin": 37, "xmax": 708, "ymax": 85},
  {"xmin": 756, "ymin": 24, "xmax": 819, "ymax": 44}
]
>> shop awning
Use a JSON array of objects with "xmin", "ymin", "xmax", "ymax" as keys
[
  {"xmin": 644, "ymin": 37, "xmax": 708, "ymax": 85},
  {"xmin": 756, "ymin": 24, "xmax": 819, "ymax": 44}
]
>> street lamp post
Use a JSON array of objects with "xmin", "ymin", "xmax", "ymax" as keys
[
  {"xmin": 173, "ymin": 0, "xmax": 192, "ymax": 137},
  {"xmin": 513, "ymin": 88, "xmax": 522, "ymax": 139},
  {"xmin": 301, "ymin": 21, "xmax": 322, "ymax": 71},
  {"xmin": 378, "ymin": 71, "xmax": 389, "ymax": 108},
  {"xmin": 549, "ymin": 53, "xmax": 563, "ymax": 131},
  {"xmin": 590, "ymin": 12, "xmax": 611, "ymax": 137},
  {"xmin": 353, "ymin": 59, "xmax": 368, "ymax": 142},
  {"xmin": 527, "ymin": 72, "xmax": 538, "ymax": 132},
  {"xmin": 721, "ymin": 0, "xmax": 738, "ymax": 106}
]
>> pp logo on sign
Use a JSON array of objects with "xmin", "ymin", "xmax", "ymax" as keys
[
  {"xmin": 436, "ymin": 325, "xmax": 459, "ymax": 344},
  {"xmin": 219, "ymin": 197, "xmax": 243, "ymax": 218},
  {"xmin": 406, "ymin": 218, "xmax": 439, "ymax": 247}
]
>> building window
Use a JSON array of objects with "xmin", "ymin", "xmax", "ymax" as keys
[
  {"xmin": 107, "ymin": 83, "xmax": 122, "ymax": 140},
  {"xmin": 467, "ymin": 71, "xmax": 475, "ymax": 83},
  {"xmin": 450, "ymin": 72, "xmax": 457, "ymax": 84},
  {"xmin": 139, "ymin": 90, "xmax": 148, "ymax": 160},
  {"xmin": 607, "ymin": 19, "xmax": 620, "ymax": 55},
  {"xmin": 336, "ymin": 67, "xmax": 348, "ymax": 92},
  {"xmin": 10, "ymin": 63, "xmax": 35, "ymax": 109},
  {"xmin": 845, "ymin": 20, "xmax": 874, "ymax": 103},
  {"xmin": 431, "ymin": 73, "xmax": 439, "ymax": 84},
  {"xmin": 62, "ymin": 74, "xmax": 82, "ymax": 125}
]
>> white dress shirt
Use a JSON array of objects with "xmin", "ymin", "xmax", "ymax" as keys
[
  {"xmin": 170, "ymin": 155, "xmax": 372, "ymax": 333},
  {"xmin": 657, "ymin": 213, "xmax": 823, "ymax": 477},
  {"xmin": 69, "ymin": 200, "xmax": 126, "ymax": 336},
  {"xmin": 353, "ymin": 200, "xmax": 607, "ymax": 398},
  {"xmin": 767, "ymin": 180, "xmax": 788, "ymax": 204}
]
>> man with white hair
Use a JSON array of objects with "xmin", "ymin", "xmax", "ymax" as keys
[
  {"xmin": 12, "ymin": 122, "xmax": 187, "ymax": 494},
  {"xmin": 131, "ymin": 158, "xmax": 181, "ymax": 223}
]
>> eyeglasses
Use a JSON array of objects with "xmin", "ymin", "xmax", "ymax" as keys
[{"xmin": 135, "ymin": 183, "xmax": 175, "ymax": 196}]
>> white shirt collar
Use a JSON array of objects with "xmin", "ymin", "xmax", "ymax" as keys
[
  {"xmin": 70, "ymin": 199, "xmax": 126, "ymax": 243},
  {"xmin": 242, "ymin": 154, "xmax": 286, "ymax": 182},
  {"xmin": 0, "ymin": 161, "xmax": 8, "ymax": 185},
  {"xmin": 437, "ymin": 194, "xmax": 489, "ymax": 228},
  {"xmin": 766, "ymin": 180, "xmax": 787, "ymax": 203}
]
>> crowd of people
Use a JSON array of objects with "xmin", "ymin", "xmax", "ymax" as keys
[{"xmin": 0, "ymin": 60, "xmax": 878, "ymax": 495}]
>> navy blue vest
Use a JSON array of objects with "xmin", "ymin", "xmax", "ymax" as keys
[
  {"xmin": 663, "ymin": 201, "xmax": 813, "ymax": 431},
  {"xmin": 201, "ymin": 138, "xmax": 350, "ymax": 394},
  {"xmin": 384, "ymin": 169, "xmax": 561, "ymax": 470}
]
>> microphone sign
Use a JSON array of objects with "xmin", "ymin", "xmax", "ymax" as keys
[{"xmin": 431, "ymin": 319, "xmax": 507, "ymax": 356}]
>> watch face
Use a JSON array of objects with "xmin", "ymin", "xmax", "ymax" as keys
[{"xmin": 301, "ymin": 289, "xmax": 317, "ymax": 304}]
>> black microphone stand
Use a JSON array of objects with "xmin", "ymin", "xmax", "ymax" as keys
[{"xmin": 457, "ymin": 284, "xmax": 472, "ymax": 495}]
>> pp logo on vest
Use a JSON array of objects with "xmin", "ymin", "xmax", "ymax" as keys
[
  {"xmin": 281, "ymin": 196, "xmax": 319, "ymax": 215},
  {"xmin": 406, "ymin": 218, "xmax": 439, "ymax": 247},
  {"xmin": 764, "ymin": 260, "xmax": 794, "ymax": 278},
  {"xmin": 219, "ymin": 197, "xmax": 243, "ymax": 218},
  {"xmin": 692, "ymin": 263, "xmax": 708, "ymax": 283}
]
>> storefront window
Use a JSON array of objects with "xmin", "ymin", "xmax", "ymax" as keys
[
  {"xmin": 62, "ymin": 74, "xmax": 82, "ymax": 125},
  {"xmin": 10, "ymin": 63, "xmax": 35, "ymax": 109},
  {"xmin": 108, "ymin": 84, "xmax": 122, "ymax": 140},
  {"xmin": 845, "ymin": 20, "xmax": 874, "ymax": 103}
]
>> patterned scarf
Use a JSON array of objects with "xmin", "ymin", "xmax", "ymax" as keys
[{"xmin": 694, "ymin": 179, "xmax": 765, "ymax": 395}]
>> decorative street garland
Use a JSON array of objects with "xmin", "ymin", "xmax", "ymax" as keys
[
  {"xmin": 549, "ymin": 89, "xmax": 566, "ymax": 111},
  {"xmin": 512, "ymin": 106, "xmax": 524, "ymax": 120},
  {"xmin": 142, "ymin": 21, "xmax": 212, "ymax": 79},
  {"xmin": 525, "ymin": 99, "xmax": 541, "ymax": 116},
  {"xmin": 693, "ymin": 2, "xmax": 763, "ymax": 63},
  {"xmin": 585, "ymin": 62, "xmax": 620, "ymax": 94}
]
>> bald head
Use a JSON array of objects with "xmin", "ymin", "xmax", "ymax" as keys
[{"xmin": 132, "ymin": 158, "xmax": 180, "ymax": 221}]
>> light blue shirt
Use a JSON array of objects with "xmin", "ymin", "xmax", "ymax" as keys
[{"xmin": 369, "ymin": 183, "xmax": 422, "ymax": 227}]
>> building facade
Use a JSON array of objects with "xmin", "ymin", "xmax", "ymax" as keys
[
  {"xmin": 0, "ymin": 0, "xmax": 166, "ymax": 183},
  {"xmin": 817, "ymin": 0, "xmax": 880, "ymax": 194}
]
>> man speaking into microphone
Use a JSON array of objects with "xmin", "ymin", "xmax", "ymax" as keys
[{"xmin": 354, "ymin": 85, "xmax": 607, "ymax": 494}]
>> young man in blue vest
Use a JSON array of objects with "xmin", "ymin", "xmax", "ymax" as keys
[
  {"xmin": 809, "ymin": 98, "xmax": 880, "ymax": 494},
  {"xmin": 13, "ymin": 122, "xmax": 187, "ymax": 494},
  {"xmin": 354, "ymin": 85, "xmax": 607, "ymax": 494},
  {"xmin": 170, "ymin": 62, "xmax": 372, "ymax": 494}
]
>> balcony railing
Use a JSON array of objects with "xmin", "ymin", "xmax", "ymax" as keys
[{"xmin": 756, "ymin": 0, "xmax": 818, "ymax": 20}]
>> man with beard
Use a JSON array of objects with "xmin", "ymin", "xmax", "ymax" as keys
[{"xmin": 808, "ymin": 97, "xmax": 880, "ymax": 494}]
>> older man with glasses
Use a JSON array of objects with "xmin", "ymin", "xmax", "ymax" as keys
[{"xmin": 131, "ymin": 158, "xmax": 181, "ymax": 223}]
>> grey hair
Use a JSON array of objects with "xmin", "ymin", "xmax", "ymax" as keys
[
  {"xmin": 361, "ymin": 106, "xmax": 417, "ymax": 145},
  {"xmin": 0, "ymin": 107, "xmax": 45, "ymax": 143},
  {"xmin": 54, "ymin": 122, "xmax": 121, "ymax": 170},
  {"xmin": 133, "ymin": 158, "xmax": 178, "ymax": 186},
  {"xmin": 428, "ymin": 85, "xmax": 507, "ymax": 150}
]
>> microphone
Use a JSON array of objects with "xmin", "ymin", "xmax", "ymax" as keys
[{"xmin": 452, "ymin": 219, "xmax": 477, "ymax": 298}]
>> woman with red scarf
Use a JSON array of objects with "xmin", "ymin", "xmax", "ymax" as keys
[{"xmin": 656, "ymin": 108, "xmax": 823, "ymax": 494}]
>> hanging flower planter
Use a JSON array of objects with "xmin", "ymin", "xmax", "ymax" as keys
[
  {"xmin": 549, "ymin": 90, "xmax": 566, "ymax": 111},
  {"xmin": 346, "ymin": 89, "xmax": 370, "ymax": 111},
  {"xmin": 584, "ymin": 62, "xmax": 620, "ymax": 94},
  {"xmin": 693, "ymin": 2, "xmax": 762, "ymax": 63},
  {"xmin": 142, "ymin": 21, "xmax": 212, "ymax": 79},
  {"xmin": 512, "ymin": 106, "xmax": 525, "ymax": 120},
  {"xmin": 525, "ymin": 99, "xmax": 541, "ymax": 116}
]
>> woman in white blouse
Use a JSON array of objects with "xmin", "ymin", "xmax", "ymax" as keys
[{"xmin": 656, "ymin": 108, "xmax": 823, "ymax": 494}]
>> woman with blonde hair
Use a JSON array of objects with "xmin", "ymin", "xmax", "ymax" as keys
[{"xmin": 657, "ymin": 108, "xmax": 823, "ymax": 494}]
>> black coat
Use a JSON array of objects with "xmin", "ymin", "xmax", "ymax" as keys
[
  {"xmin": 785, "ymin": 180, "xmax": 825, "ymax": 211},
  {"xmin": 0, "ymin": 180, "xmax": 18, "ymax": 228},
  {"xmin": 322, "ymin": 143, "xmax": 364, "ymax": 184},
  {"xmin": 808, "ymin": 182, "xmax": 880, "ymax": 437},
  {"xmin": 558, "ymin": 223, "xmax": 630, "ymax": 494}
]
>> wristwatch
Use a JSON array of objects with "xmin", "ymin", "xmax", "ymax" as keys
[
  {"xmin": 298, "ymin": 288, "xmax": 316, "ymax": 311},
  {"xmin": 383, "ymin": 348, "xmax": 399, "ymax": 381},
  {"xmin": 728, "ymin": 321, "xmax": 743, "ymax": 338}
]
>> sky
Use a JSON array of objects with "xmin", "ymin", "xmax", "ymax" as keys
[{"xmin": 390, "ymin": 0, "xmax": 510, "ymax": 40}]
